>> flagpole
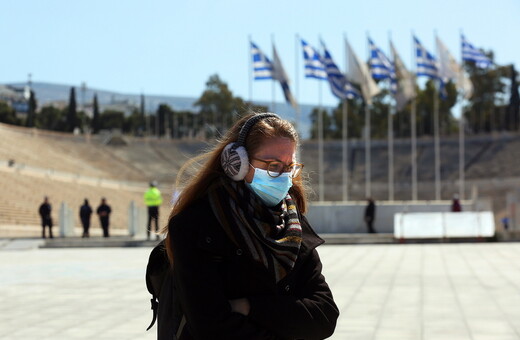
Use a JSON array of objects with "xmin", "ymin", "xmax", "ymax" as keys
[
  {"xmin": 388, "ymin": 96, "xmax": 395, "ymax": 200},
  {"xmin": 365, "ymin": 33, "xmax": 371, "ymax": 199},
  {"xmin": 248, "ymin": 35, "xmax": 252, "ymax": 103},
  {"xmin": 342, "ymin": 33, "xmax": 349, "ymax": 201},
  {"xmin": 295, "ymin": 34, "xmax": 301, "ymax": 139},
  {"xmin": 433, "ymin": 31, "xmax": 441, "ymax": 201},
  {"xmin": 272, "ymin": 78, "xmax": 276, "ymax": 112},
  {"xmin": 342, "ymin": 98, "xmax": 349, "ymax": 201},
  {"xmin": 434, "ymin": 83, "xmax": 441, "ymax": 200},
  {"xmin": 459, "ymin": 30, "xmax": 465, "ymax": 200},
  {"xmin": 459, "ymin": 100, "xmax": 465, "ymax": 200},
  {"xmin": 411, "ymin": 32, "xmax": 418, "ymax": 200},
  {"xmin": 318, "ymin": 81, "xmax": 324, "ymax": 202},
  {"xmin": 388, "ymin": 31, "xmax": 395, "ymax": 201},
  {"xmin": 411, "ymin": 94, "xmax": 418, "ymax": 200},
  {"xmin": 271, "ymin": 34, "xmax": 276, "ymax": 112},
  {"xmin": 295, "ymin": 34, "xmax": 302, "ymax": 162}
]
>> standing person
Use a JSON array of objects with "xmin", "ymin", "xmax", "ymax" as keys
[
  {"xmin": 96, "ymin": 198, "xmax": 112, "ymax": 238},
  {"xmin": 38, "ymin": 196, "xmax": 53, "ymax": 239},
  {"xmin": 162, "ymin": 113, "xmax": 338, "ymax": 339},
  {"xmin": 144, "ymin": 181, "xmax": 162, "ymax": 240},
  {"xmin": 364, "ymin": 198, "xmax": 377, "ymax": 233},
  {"xmin": 451, "ymin": 194, "xmax": 462, "ymax": 212},
  {"xmin": 79, "ymin": 199, "xmax": 93, "ymax": 238}
]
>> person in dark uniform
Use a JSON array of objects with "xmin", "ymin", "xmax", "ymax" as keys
[
  {"xmin": 451, "ymin": 194, "xmax": 462, "ymax": 212},
  {"xmin": 79, "ymin": 199, "xmax": 93, "ymax": 238},
  {"xmin": 38, "ymin": 196, "xmax": 53, "ymax": 239},
  {"xmin": 96, "ymin": 198, "xmax": 112, "ymax": 238},
  {"xmin": 364, "ymin": 198, "xmax": 377, "ymax": 233}
]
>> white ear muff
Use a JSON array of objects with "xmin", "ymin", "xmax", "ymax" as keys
[
  {"xmin": 221, "ymin": 143, "xmax": 250, "ymax": 181},
  {"xmin": 221, "ymin": 113, "xmax": 280, "ymax": 181}
]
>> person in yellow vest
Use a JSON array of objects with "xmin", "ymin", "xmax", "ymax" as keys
[{"xmin": 144, "ymin": 181, "xmax": 163, "ymax": 240}]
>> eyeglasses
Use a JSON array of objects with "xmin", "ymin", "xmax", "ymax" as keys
[{"xmin": 251, "ymin": 158, "xmax": 304, "ymax": 178}]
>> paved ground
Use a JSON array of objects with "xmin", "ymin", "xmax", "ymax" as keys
[{"xmin": 1, "ymin": 241, "xmax": 520, "ymax": 339}]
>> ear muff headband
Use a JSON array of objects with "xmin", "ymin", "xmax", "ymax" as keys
[
  {"xmin": 235, "ymin": 113, "xmax": 280, "ymax": 146},
  {"xmin": 221, "ymin": 113, "xmax": 280, "ymax": 181}
]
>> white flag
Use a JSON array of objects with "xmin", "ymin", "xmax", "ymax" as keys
[
  {"xmin": 272, "ymin": 45, "xmax": 298, "ymax": 108},
  {"xmin": 345, "ymin": 39, "xmax": 380, "ymax": 105},
  {"xmin": 390, "ymin": 41, "xmax": 415, "ymax": 111},
  {"xmin": 436, "ymin": 36, "xmax": 473, "ymax": 98},
  {"xmin": 458, "ymin": 71, "xmax": 473, "ymax": 99}
]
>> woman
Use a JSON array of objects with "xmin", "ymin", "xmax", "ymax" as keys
[{"xmin": 164, "ymin": 113, "xmax": 338, "ymax": 339}]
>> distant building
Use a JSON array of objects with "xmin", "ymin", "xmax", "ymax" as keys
[
  {"xmin": 101, "ymin": 97, "xmax": 138, "ymax": 116},
  {"xmin": 0, "ymin": 85, "xmax": 30, "ymax": 115}
]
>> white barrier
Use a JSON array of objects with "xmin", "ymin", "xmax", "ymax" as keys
[
  {"xmin": 394, "ymin": 211, "xmax": 495, "ymax": 239},
  {"xmin": 59, "ymin": 202, "xmax": 75, "ymax": 237},
  {"xmin": 128, "ymin": 201, "xmax": 148, "ymax": 238},
  {"xmin": 305, "ymin": 200, "xmax": 491, "ymax": 234}
]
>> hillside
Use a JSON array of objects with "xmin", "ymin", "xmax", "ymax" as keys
[{"xmin": 6, "ymin": 81, "xmax": 328, "ymax": 138}]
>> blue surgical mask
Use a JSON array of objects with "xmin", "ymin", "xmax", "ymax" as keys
[{"xmin": 246, "ymin": 167, "xmax": 292, "ymax": 207}]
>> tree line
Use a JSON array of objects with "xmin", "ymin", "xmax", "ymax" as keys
[
  {"xmin": 0, "ymin": 54, "xmax": 518, "ymax": 140},
  {"xmin": 309, "ymin": 62, "xmax": 519, "ymax": 140},
  {"xmin": 0, "ymin": 75, "xmax": 267, "ymax": 138}
]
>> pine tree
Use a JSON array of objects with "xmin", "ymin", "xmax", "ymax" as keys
[
  {"xmin": 508, "ymin": 65, "xmax": 520, "ymax": 130},
  {"xmin": 92, "ymin": 93, "xmax": 100, "ymax": 134},
  {"xmin": 25, "ymin": 90, "xmax": 37, "ymax": 127},
  {"xmin": 66, "ymin": 87, "xmax": 77, "ymax": 132}
]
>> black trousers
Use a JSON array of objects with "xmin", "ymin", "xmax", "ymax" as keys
[
  {"xmin": 365, "ymin": 217, "xmax": 376, "ymax": 233},
  {"xmin": 100, "ymin": 217, "xmax": 110, "ymax": 237},
  {"xmin": 81, "ymin": 218, "xmax": 90, "ymax": 237},
  {"xmin": 147, "ymin": 206, "xmax": 159, "ymax": 238},
  {"xmin": 41, "ymin": 218, "xmax": 53, "ymax": 238}
]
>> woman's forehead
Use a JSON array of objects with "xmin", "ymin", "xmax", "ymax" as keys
[{"xmin": 253, "ymin": 137, "xmax": 295, "ymax": 159}]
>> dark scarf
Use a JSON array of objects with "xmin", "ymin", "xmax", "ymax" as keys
[{"xmin": 207, "ymin": 177, "xmax": 302, "ymax": 282}]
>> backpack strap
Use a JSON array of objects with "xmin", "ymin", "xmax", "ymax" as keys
[
  {"xmin": 146, "ymin": 295, "xmax": 159, "ymax": 331},
  {"xmin": 145, "ymin": 241, "xmax": 168, "ymax": 331}
]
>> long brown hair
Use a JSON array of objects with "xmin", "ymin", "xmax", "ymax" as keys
[{"xmin": 163, "ymin": 113, "xmax": 308, "ymax": 264}]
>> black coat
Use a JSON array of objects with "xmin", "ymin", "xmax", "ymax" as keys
[
  {"xmin": 80, "ymin": 204, "xmax": 92, "ymax": 222},
  {"xmin": 39, "ymin": 203, "xmax": 51, "ymax": 220},
  {"xmin": 169, "ymin": 196, "xmax": 339, "ymax": 340}
]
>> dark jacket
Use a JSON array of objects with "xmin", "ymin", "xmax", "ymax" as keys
[
  {"xmin": 80, "ymin": 204, "xmax": 92, "ymax": 221},
  {"xmin": 96, "ymin": 204, "xmax": 111, "ymax": 219},
  {"xmin": 364, "ymin": 201, "xmax": 375, "ymax": 221},
  {"xmin": 169, "ymin": 196, "xmax": 339, "ymax": 340},
  {"xmin": 39, "ymin": 203, "xmax": 51, "ymax": 220}
]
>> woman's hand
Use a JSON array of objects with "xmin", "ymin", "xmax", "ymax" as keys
[{"xmin": 229, "ymin": 298, "xmax": 251, "ymax": 316}]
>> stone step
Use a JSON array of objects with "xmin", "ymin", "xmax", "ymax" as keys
[
  {"xmin": 39, "ymin": 236, "xmax": 161, "ymax": 248},
  {"xmin": 320, "ymin": 233, "xmax": 396, "ymax": 245}
]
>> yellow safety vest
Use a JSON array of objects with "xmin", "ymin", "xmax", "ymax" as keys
[{"xmin": 144, "ymin": 187, "xmax": 163, "ymax": 207}]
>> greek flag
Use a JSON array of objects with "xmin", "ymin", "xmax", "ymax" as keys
[
  {"xmin": 461, "ymin": 34, "xmax": 492, "ymax": 69},
  {"xmin": 414, "ymin": 36, "xmax": 438, "ymax": 79},
  {"xmin": 368, "ymin": 37, "xmax": 397, "ymax": 93},
  {"xmin": 321, "ymin": 42, "xmax": 360, "ymax": 100},
  {"xmin": 301, "ymin": 39, "xmax": 327, "ymax": 80},
  {"xmin": 251, "ymin": 42, "xmax": 273, "ymax": 80}
]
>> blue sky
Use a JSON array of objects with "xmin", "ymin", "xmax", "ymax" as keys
[{"xmin": 2, "ymin": 0, "xmax": 519, "ymax": 108}]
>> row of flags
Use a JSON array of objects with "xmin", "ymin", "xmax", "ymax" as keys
[{"xmin": 251, "ymin": 34, "xmax": 493, "ymax": 110}]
